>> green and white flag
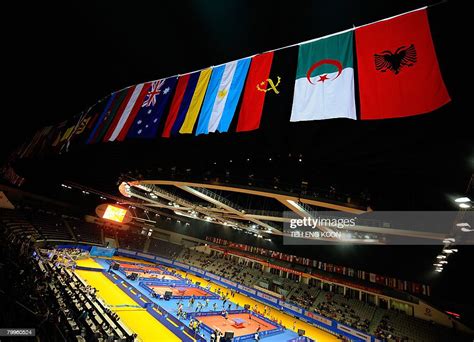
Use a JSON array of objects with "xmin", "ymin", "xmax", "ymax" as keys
[{"xmin": 290, "ymin": 31, "xmax": 356, "ymax": 121}]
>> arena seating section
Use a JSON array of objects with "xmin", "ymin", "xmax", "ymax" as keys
[
  {"xmin": 0, "ymin": 212, "xmax": 135, "ymax": 341},
  {"xmin": 147, "ymin": 238, "xmax": 183, "ymax": 259},
  {"xmin": 1, "ymin": 207, "xmax": 470, "ymax": 342},
  {"xmin": 174, "ymin": 248, "xmax": 465, "ymax": 341}
]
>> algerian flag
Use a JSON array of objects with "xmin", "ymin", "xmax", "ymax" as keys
[{"xmin": 290, "ymin": 31, "xmax": 356, "ymax": 121}]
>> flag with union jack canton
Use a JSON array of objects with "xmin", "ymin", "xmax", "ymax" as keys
[{"xmin": 126, "ymin": 76, "xmax": 178, "ymax": 139}]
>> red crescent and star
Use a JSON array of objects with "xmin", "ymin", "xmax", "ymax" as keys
[{"xmin": 306, "ymin": 59, "xmax": 343, "ymax": 84}]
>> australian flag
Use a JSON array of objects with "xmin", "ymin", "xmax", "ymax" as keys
[{"xmin": 127, "ymin": 76, "xmax": 178, "ymax": 139}]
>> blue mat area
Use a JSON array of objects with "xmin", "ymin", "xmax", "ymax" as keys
[{"xmin": 94, "ymin": 257, "xmax": 302, "ymax": 341}]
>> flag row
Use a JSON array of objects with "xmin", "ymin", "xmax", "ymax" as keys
[{"xmin": 20, "ymin": 9, "xmax": 450, "ymax": 157}]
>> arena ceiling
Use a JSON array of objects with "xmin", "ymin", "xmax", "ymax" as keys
[{"xmin": 4, "ymin": 0, "xmax": 472, "ymax": 214}]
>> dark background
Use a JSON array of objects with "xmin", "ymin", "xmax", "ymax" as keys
[
  {"xmin": 3, "ymin": 0, "xmax": 472, "ymax": 209},
  {"xmin": 2, "ymin": 0, "xmax": 473, "ymax": 323}
]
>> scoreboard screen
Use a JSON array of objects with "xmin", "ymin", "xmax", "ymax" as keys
[{"xmin": 102, "ymin": 205, "xmax": 127, "ymax": 223}]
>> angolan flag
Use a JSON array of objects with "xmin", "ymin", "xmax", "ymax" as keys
[
  {"xmin": 290, "ymin": 31, "xmax": 356, "ymax": 122},
  {"xmin": 236, "ymin": 46, "xmax": 298, "ymax": 132}
]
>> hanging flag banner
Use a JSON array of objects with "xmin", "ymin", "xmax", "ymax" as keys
[
  {"xmin": 87, "ymin": 89, "xmax": 129, "ymax": 144},
  {"xmin": 179, "ymin": 68, "xmax": 212, "ymax": 134},
  {"xmin": 105, "ymin": 83, "xmax": 148, "ymax": 141},
  {"xmin": 165, "ymin": 68, "xmax": 212, "ymax": 137},
  {"xmin": 127, "ymin": 77, "xmax": 178, "ymax": 139},
  {"xmin": 22, "ymin": 6, "xmax": 451, "ymax": 156},
  {"xmin": 236, "ymin": 52, "xmax": 274, "ymax": 132},
  {"xmin": 290, "ymin": 31, "xmax": 356, "ymax": 122},
  {"xmin": 238, "ymin": 46, "xmax": 298, "ymax": 132},
  {"xmin": 195, "ymin": 58, "xmax": 251, "ymax": 135},
  {"xmin": 356, "ymin": 9, "xmax": 450, "ymax": 119}
]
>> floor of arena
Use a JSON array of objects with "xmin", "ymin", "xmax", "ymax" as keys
[
  {"xmin": 75, "ymin": 256, "xmax": 338, "ymax": 342},
  {"xmin": 75, "ymin": 269, "xmax": 180, "ymax": 342},
  {"xmin": 197, "ymin": 313, "xmax": 276, "ymax": 337},
  {"xmin": 124, "ymin": 271, "xmax": 180, "ymax": 280},
  {"xmin": 147, "ymin": 284, "xmax": 211, "ymax": 297}
]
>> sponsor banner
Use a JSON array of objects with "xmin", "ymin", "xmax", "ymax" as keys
[
  {"xmin": 268, "ymin": 263, "xmax": 302, "ymax": 276},
  {"xmin": 137, "ymin": 252, "xmax": 155, "ymax": 260},
  {"xmin": 220, "ymin": 278, "xmax": 237, "ymax": 287},
  {"xmin": 118, "ymin": 248, "xmax": 136, "ymax": 255},
  {"xmin": 206, "ymin": 272, "xmax": 220, "ymax": 281},
  {"xmin": 190, "ymin": 267, "xmax": 204, "ymax": 274},
  {"xmin": 254, "ymin": 285, "xmax": 283, "ymax": 299},
  {"xmin": 256, "ymin": 291, "xmax": 279, "ymax": 304},
  {"xmin": 155, "ymin": 256, "xmax": 171, "ymax": 264},
  {"xmin": 337, "ymin": 324, "xmax": 371, "ymax": 342},
  {"xmin": 279, "ymin": 301, "xmax": 303, "ymax": 314},
  {"xmin": 237, "ymin": 284, "xmax": 257, "ymax": 295},
  {"xmin": 173, "ymin": 262, "xmax": 189, "ymax": 269},
  {"xmin": 90, "ymin": 246, "xmax": 116, "ymax": 257},
  {"xmin": 304, "ymin": 311, "xmax": 333, "ymax": 326}
]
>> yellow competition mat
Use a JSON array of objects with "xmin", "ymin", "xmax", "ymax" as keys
[{"xmin": 75, "ymin": 270, "xmax": 180, "ymax": 342}]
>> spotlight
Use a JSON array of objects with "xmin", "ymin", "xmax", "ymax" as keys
[
  {"xmin": 455, "ymin": 197, "xmax": 471, "ymax": 203},
  {"xmin": 436, "ymin": 255, "xmax": 446, "ymax": 259},
  {"xmin": 443, "ymin": 249, "xmax": 458, "ymax": 254},
  {"xmin": 459, "ymin": 203, "xmax": 471, "ymax": 209},
  {"xmin": 443, "ymin": 238, "xmax": 455, "ymax": 244}
]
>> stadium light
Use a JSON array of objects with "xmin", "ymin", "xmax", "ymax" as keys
[
  {"xmin": 433, "ymin": 263, "xmax": 442, "ymax": 267},
  {"xmin": 455, "ymin": 197, "xmax": 471, "ymax": 203},
  {"xmin": 456, "ymin": 223, "xmax": 474, "ymax": 232},
  {"xmin": 435, "ymin": 268, "xmax": 443, "ymax": 273},
  {"xmin": 443, "ymin": 238, "xmax": 455, "ymax": 244},
  {"xmin": 436, "ymin": 255, "xmax": 447, "ymax": 259},
  {"xmin": 459, "ymin": 203, "xmax": 471, "ymax": 209},
  {"xmin": 443, "ymin": 249, "xmax": 458, "ymax": 254},
  {"xmin": 439, "ymin": 260, "xmax": 448, "ymax": 264}
]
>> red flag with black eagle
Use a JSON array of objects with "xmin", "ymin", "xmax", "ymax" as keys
[{"xmin": 356, "ymin": 9, "xmax": 450, "ymax": 119}]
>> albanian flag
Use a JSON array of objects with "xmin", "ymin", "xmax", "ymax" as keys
[
  {"xmin": 237, "ymin": 46, "xmax": 298, "ymax": 132},
  {"xmin": 355, "ymin": 9, "xmax": 450, "ymax": 119}
]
